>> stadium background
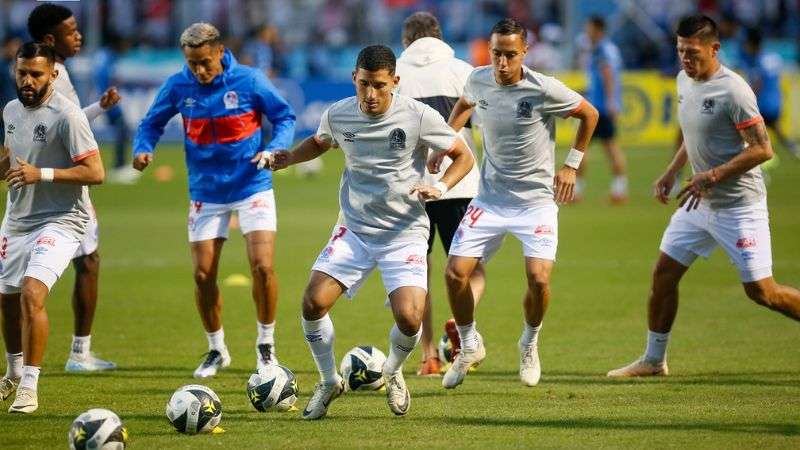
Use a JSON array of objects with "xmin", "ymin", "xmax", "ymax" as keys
[{"xmin": 0, "ymin": 1, "xmax": 799, "ymax": 448}]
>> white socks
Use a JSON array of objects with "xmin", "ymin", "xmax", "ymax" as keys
[
  {"xmin": 206, "ymin": 328, "xmax": 226, "ymax": 351},
  {"xmin": 257, "ymin": 321, "xmax": 275, "ymax": 345},
  {"xmin": 611, "ymin": 175, "xmax": 628, "ymax": 196},
  {"xmin": 19, "ymin": 366, "xmax": 40, "ymax": 391},
  {"xmin": 302, "ymin": 314, "xmax": 339, "ymax": 384},
  {"xmin": 5, "ymin": 352, "xmax": 23, "ymax": 379},
  {"xmin": 520, "ymin": 322, "xmax": 542, "ymax": 348},
  {"xmin": 71, "ymin": 335, "xmax": 91, "ymax": 357},
  {"xmin": 456, "ymin": 321, "xmax": 479, "ymax": 352},
  {"xmin": 384, "ymin": 324, "xmax": 421, "ymax": 374},
  {"xmin": 644, "ymin": 330, "xmax": 670, "ymax": 363}
]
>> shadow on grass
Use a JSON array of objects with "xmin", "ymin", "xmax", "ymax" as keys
[{"xmin": 441, "ymin": 416, "xmax": 800, "ymax": 437}]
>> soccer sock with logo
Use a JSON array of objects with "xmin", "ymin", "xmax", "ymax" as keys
[
  {"xmin": 456, "ymin": 321, "xmax": 479, "ymax": 352},
  {"xmin": 256, "ymin": 321, "xmax": 275, "ymax": 345},
  {"xmin": 384, "ymin": 324, "xmax": 421, "ymax": 374},
  {"xmin": 206, "ymin": 328, "xmax": 226, "ymax": 351},
  {"xmin": 5, "ymin": 352, "xmax": 23, "ymax": 379},
  {"xmin": 644, "ymin": 330, "xmax": 670, "ymax": 363},
  {"xmin": 70, "ymin": 335, "xmax": 91, "ymax": 357},
  {"xmin": 301, "ymin": 314, "xmax": 339, "ymax": 384},
  {"xmin": 519, "ymin": 322, "xmax": 542, "ymax": 348},
  {"xmin": 19, "ymin": 366, "xmax": 40, "ymax": 391}
]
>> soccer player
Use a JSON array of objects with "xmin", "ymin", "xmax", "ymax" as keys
[
  {"xmin": 738, "ymin": 28, "xmax": 798, "ymax": 158},
  {"xmin": 395, "ymin": 11, "xmax": 483, "ymax": 376},
  {"xmin": 1, "ymin": 42, "xmax": 105, "ymax": 413},
  {"xmin": 577, "ymin": 16, "xmax": 628, "ymax": 204},
  {"xmin": 442, "ymin": 19, "xmax": 599, "ymax": 389},
  {"xmin": 269, "ymin": 45, "xmax": 473, "ymax": 419},
  {"xmin": 132, "ymin": 23, "xmax": 295, "ymax": 378},
  {"xmin": 608, "ymin": 15, "xmax": 800, "ymax": 378}
]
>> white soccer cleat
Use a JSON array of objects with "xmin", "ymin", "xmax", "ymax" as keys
[
  {"xmin": 8, "ymin": 387, "xmax": 37, "ymax": 414},
  {"xmin": 256, "ymin": 343, "xmax": 279, "ymax": 371},
  {"xmin": 193, "ymin": 349, "xmax": 231, "ymax": 379},
  {"xmin": 607, "ymin": 358, "xmax": 669, "ymax": 378},
  {"xmin": 442, "ymin": 334, "xmax": 485, "ymax": 389},
  {"xmin": 519, "ymin": 341, "xmax": 541, "ymax": 386},
  {"xmin": 64, "ymin": 353, "xmax": 117, "ymax": 372},
  {"xmin": 0, "ymin": 377, "xmax": 19, "ymax": 401},
  {"xmin": 384, "ymin": 370, "xmax": 410, "ymax": 416},
  {"xmin": 302, "ymin": 377, "xmax": 345, "ymax": 420}
]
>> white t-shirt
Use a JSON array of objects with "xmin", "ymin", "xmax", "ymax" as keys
[
  {"xmin": 464, "ymin": 65, "xmax": 583, "ymax": 208},
  {"xmin": 316, "ymin": 94, "xmax": 458, "ymax": 245}
]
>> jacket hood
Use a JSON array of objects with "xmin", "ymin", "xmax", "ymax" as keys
[
  {"xmin": 181, "ymin": 48, "xmax": 237, "ymax": 86},
  {"xmin": 398, "ymin": 37, "xmax": 455, "ymax": 67}
]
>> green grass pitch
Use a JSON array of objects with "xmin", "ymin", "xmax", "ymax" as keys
[{"xmin": 1, "ymin": 143, "xmax": 798, "ymax": 448}]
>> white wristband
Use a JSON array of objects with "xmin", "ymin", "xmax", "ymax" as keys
[
  {"xmin": 40, "ymin": 168, "xmax": 54, "ymax": 182},
  {"xmin": 433, "ymin": 181, "xmax": 449, "ymax": 196},
  {"xmin": 564, "ymin": 148, "xmax": 584, "ymax": 169}
]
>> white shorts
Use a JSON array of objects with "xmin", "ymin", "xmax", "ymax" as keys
[
  {"xmin": 311, "ymin": 226, "xmax": 428, "ymax": 299},
  {"xmin": 0, "ymin": 224, "xmax": 82, "ymax": 294},
  {"xmin": 448, "ymin": 199, "xmax": 559, "ymax": 261},
  {"xmin": 659, "ymin": 199, "xmax": 772, "ymax": 282},
  {"xmin": 73, "ymin": 205, "xmax": 99, "ymax": 258},
  {"xmin": 188, "ymin": 190, "xmax": 277, "ymax": 242}
]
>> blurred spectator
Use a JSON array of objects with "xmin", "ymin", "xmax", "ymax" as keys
[
  {"xmin": 241, "ymin": 24, "xmax": 280, "ymax": 78},
  {"xmin": 1, "ymin": 35, "xmax": 23, "ymax": 146},
  {"xmin": 525, "ymin": 23, "xmax": 565, "ymax": 72}
]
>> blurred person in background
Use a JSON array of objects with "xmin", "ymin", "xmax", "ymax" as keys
[
  {"xmin": 0, "ymin": 36, "xmax": 23, "ymax": 147},
  {"xmin": 241, "ymin": 23, "xmax": 280, "ymax": 79}
]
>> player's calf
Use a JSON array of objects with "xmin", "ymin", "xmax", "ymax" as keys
[{"xmin": 744, "ymin": 278, "xmax": 800, "ymax": 321}]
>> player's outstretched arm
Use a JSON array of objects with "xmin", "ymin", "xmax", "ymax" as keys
[
  {"xmin": 447, "ymin": 97, "xmax": 475, "ymax": 133},
  {"xmin": 132, "ymin": 80, "xmax": 179, "ymax": 170},
  {"xmin": 83, "ymin": 87, "xmax": 121, "ymax": 122},
  {"xmin": 6, "ymin": 153, "xmax": 104, "ymax": 189},
  {"xmin": 413, "ymin": 138, "xmax": 474, "ymax": 201},
  {"xmin": 270, "ymin": 136, "xmax": 331, "ymax": 171},
  {"xmin": 553, "ymin": 100, "xmax": 599, "ymax": 203}
]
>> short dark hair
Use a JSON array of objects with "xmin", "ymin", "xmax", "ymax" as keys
[
  {"xmin": 355, "ymin": 45, "xmax": 396, "ymax": 74},
  {"xmin": 588, "ymin": 15, "xmax": 606, "ymax": 31},
  {"xmin": 27, "ymin": 2, "xmax": 74, "ymax": 42},
  {"xmin": 15, "ymin": 41, "xmax": 57, "ymax": 65},
  {"xmin": 490, "ymin": 18, "xmax": 527, "ymax": 42},
  {"xmin": 676, "ymin": 15, "xmax": 719, "ymax": 42},
  {"xmin": 402, "ymin": 12, "xmax": 442, "ymax": 45}
]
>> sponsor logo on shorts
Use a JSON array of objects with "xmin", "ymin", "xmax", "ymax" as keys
[
  {"xmin": 405, "ymin": 254, "xmax": 425, "ymax": 265},
  {"xmin": 740, "ymin": 251, "xmax": 755, "ymax": 261},
  {"xmin": 454, "ymin": 228, "xmax": 464, "ymax": 242},
  {"xmin": 188, "ymin": 216, "xmax": 196, "ymax": 231},
  {"xmin": 736, "ymin": 237, "xmax": 757, "ymax": 249},
  {"xmin": 33, "ymin": 246, "xmax": 48, "ymax": 255},
  {"xmin": 317, "ymin": 246, "xmax": 335, "ymax": 262},
  {"xmin": 250, "ymin": 199, "xmax": 269, "ymax": 209},
  {"xmin": 35, "ymin": 236, "xmax": 56, "ymax": 247},
  {"xmin": 532, "ymin": 237, "xmax": 555, "ymax": 249},
  {"xmin": 193, "ymin": 201, "xmax": 203, "ymax": 213},
  {"xmin": 534, "ymin": 225, "xmax": 553, "ymax": 235}
]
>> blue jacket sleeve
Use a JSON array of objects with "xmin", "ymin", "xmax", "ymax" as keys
[
  {"xmin": 252, "ymin": 71, "xmax": 296, "ymax": 151},
  {"xmin": 133, "ymin": 78, "xmax": 179, "ymax": 155}
]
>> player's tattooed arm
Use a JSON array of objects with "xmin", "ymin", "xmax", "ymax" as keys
[{"xmin": 714, "ymin": 120, "xmax": 773, "ymax": 182}]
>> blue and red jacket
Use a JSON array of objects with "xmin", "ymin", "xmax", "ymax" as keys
[{"xmin": 133, "ymin": 49, "xmax": 295, "ymax": 203}]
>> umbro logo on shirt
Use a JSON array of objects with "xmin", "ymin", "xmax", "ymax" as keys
[
  {"xmin": 5, "ymin": 124, "xmax": 13, "ymax": 134},
  {"xmin": 478, "ymin": 99, "xmax": 489, "ymax": 109},
  {"xmin": 184, "ymin": 97, "xmax": 197, "ymax": 108},
  {"xmin": 342, "ymin": 131, "xmax": 356, "ymax": 142}
]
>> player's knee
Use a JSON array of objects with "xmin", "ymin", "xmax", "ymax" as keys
[
  {"xmin": 445, "ymin": 264, "xmax": 471, "ymax": 288},
  {"xmin": 301, "ymin": 290, "xmax": 326, "ymax": 320},
  {"xmin": 652, "ymin": 259, "xmax": 682, "ymax": 285},
  {"xmin": 193, "ymin": 268, "xmax": 217, "ymax": 288},
  {"xmin": 526, "ymin": 270, "xmax": 550, "ymax": 293},
  {"xmin": 74, "ymin": 251, "xmax": 100, "ymax": 275},
  {"xmin": 19, "ymin": 288, "xmax": 46, "ymax": 317},
  {"xmin": 250, "ymin": 261, "xmax": 275, "ymax": 283}
]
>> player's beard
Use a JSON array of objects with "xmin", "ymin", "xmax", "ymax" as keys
[{"xmin": 17, "ymin": 82, "xmax": 51, "ymax": 107}]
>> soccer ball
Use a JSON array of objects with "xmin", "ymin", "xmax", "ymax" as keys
[
  {"xmin": 247, "ymin": 364, "xmax": 299, "ymax": 412},
  {"xmin": 438, "ymin": 334, "xmax": 454, "ymax": 363},
  {"xmin": 166, "ymin": 384, "xmax": 222, "ymax": 434},
  {"xmin": 68, "ymin": 408, "xmax": 128, "ymax": 450},
  {"xmin": 340, "ymin": 345, "xmax": 386, "ymax": 391}
]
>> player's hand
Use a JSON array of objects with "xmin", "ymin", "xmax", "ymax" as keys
[
  {"xmin": 653, "ymin": 171, "xmax": 676, "ymax": 204},
  {"xmin": 676, "ymin": 170, "xmax": 716, "ymax": 211},
  {"xmin": 427, "ymin": 150, "xmax": 447, "ymax": 174},
  {"xmin": 553, "ymin": 166, "xmax": 577, "ymax": 204},
  {"xmin": 99, "ymin": 87, "xmax": 121, "ymax": 110},
  {"xmin": 269, "ymin": 150, "xmax": 291, "ymax": 171},
  {"xmin": 5, "ymin": 157, "xmax": 41, "ymax": 188},
  {"xmin": 410, "ymin": 184, "xmax": 443, "ymax": 201},
  {"xmin": 133, "ymin": 153, "xmax": 153, "ymax": 172},
  {"xmin": 251, "ymin": 151, "xmax": 274, "ymax": 170}
]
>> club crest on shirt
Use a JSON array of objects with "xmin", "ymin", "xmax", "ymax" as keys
[
  {"xmin": 33, "ymin": 123, "xmax": 47, "ymax": 142},
  {"xmin": 389, "ymin": 128, "xmax": 406, "ymax": 150},
  {"xmin": 516, "ymin": 98, "xmax": 534, "ymax": 119},
  {"xmin": 701, "ymin": 98, "xmax": 715, "ymax": 114},
  {"xmin": 223, "ymin": 91, "xmax": 239, "ymax": 109}
]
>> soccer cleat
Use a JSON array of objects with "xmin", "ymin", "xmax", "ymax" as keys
[
  {"xmin": 518, "ymin": 341, "xmax": 541, "ymax": 386},
  {"xmin": 384, "ymin": 370, "xmax": 410, "ymax": 416},
  {"xmin": 442, "ymin": 334, "xmax": 485, "ymax": 389},
  {"xmin": 193, "ymin": 349, "xmax": 231, "ymax": 379},
  {"xmin": 607, "ymin": 358, "xmax": 669, "ymax": 378},
  {"xmin": 8, "ymin": 387, "xmax": 37, "ymax": 414},
  {"xmin": 256, "ymin": 343, "xmax": 279, "ymax": 370},
  {"xmin": 416, "ymin": 357, "xmax": 441, "ymax": 377},
  {"xmin": 302, "ymin": 377, "xmax": 344, "ymax": 420},
  {"xmin": 64, "ymin": 353, "xmax": 117, "ymax": 372},
  {"xmin": 0, "ymin": 377, "xmax": 19, "ymax": 401},
  {"xmin": 444, "ymin": 318, "xmax": 461, "ymax": 361}
]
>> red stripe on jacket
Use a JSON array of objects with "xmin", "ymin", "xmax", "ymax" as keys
[{"xmin": 183, "ymin": 111, "xmax": 261, "ymax": 145}]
